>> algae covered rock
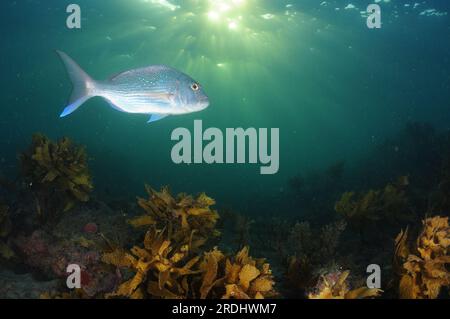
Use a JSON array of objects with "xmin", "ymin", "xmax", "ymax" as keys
[{"xmin": 0, "ymin": 204, "xmax": 14, "ymax": 260}]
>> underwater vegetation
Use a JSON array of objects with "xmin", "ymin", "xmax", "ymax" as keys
[
  {"xmin": 307, "ymin": 270, "xmax": 381, "ymax": 299},
  {"xmin": 128, "ymin": 185, "xmax": 220, "ymax": 252},
  {"xmin": 102, "ymin": 234, "xmax": 276, "ymax": 299},
  {"xmin": 394, "ymin": 216, "xmax": 450, "ymax": 299},
  {"xmin": 102, "ymin": 186, "xmax": 276, "ymax": 299},
  {"xmin": 102, "ymin": 226, "xmax": 202, "ymax": 299},
  {"xmin": 199, "ymin": 246, "xmax": 276, "ymax": 299},
  {"xmin": 0, "ymin": 123, "xmax": 449, "ymax": 299},
  {"xmin": 335, "ymin": 180, "xmax": 413, "ymax": 242},
  {"xmin": 19, "ymin": 134, "xmax": 93, "ymax": 223}
]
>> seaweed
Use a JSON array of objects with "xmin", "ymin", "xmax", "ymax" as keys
[
  {"xmin": 394, "ymin": 216, "xmax": 450, "ymax": 299},
  {"xmin": 102, "ymin": 230, "xmax": 277, "ymax": 299},
  {"xmin": 19, "ymin": 134, "xmax": 93, "ymax": 223},
  {"xmin": 335, "ymin": 181, "xmax": 413, "ymax": 242},
  {"xmin": 103, "ymin": 227, "xmax": 202, "ymax": 299},
  {"xmin": 128, "ymin": 185, "xmax": 220, "ymax": 251},
  {"xmin": 308, "ymin": 270, "xmax": 382, "ymax": 299},
  {"xmin": 199, "ymin": 246, "xmax": 277, "ymax": 299},
  {"xmin": 101, "ymin": 186, "xmax": 276, "ymax": 299}
]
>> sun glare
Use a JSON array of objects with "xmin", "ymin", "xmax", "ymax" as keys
[{"xmin": 206, "ymin": 0, "xmax": 247, "ymax": 30}]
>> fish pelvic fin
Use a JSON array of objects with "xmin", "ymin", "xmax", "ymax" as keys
[
  {"xmin": 148, "ymin": 114, "xmax": 169, "ymax": 123},
  {"xmin": 56, "ymin": 50, "xmax": 98, "ymax": 118}
]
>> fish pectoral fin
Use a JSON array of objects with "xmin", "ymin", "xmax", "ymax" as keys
[
  {"xmin": 105, "ymin": 99, "xmax": 126, "ymax": 113},
  {"xmin": 147, "ymin": 114, "xmax": 169, "ymax": 123}
]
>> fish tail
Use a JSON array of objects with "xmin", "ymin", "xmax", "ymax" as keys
[{"xmin": 56, "ymin": 50, "xmax": 98, "ymax": 117}]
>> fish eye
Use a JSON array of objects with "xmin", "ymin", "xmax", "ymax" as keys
[{"xmin": 191, "ymin": 83, "xmax": 199, "ymax": 91}]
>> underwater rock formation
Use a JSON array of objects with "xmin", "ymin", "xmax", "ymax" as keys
[
  {"xmin": 19, "ymin": 134, "xmax": 93, "ymax": 223},
  {"xmin": 394, "ymin": 216, "xmax": 450, "ymax": 299},
  {"xmin": 0, "ymin": 270, "xmax": 59, "ymax": 299},
  {"xmin": 14, "ymin": 230, "xmax": 118, "ymax": 297},
  {"xmin": 307, "ymin": 270, "xmax": 381, "ymax": 299},
  {"xmin": 0, "ymin": 203, "xmax": 14, "ymax": 260}
]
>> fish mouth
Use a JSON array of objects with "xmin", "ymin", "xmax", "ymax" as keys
[
  {"xmin": 198, "ymin": 96, "xmax": 209, "ymax": 110},
  {"xmin": 198, "ymin": 100, "xmax": 209, "ymax": 110}
]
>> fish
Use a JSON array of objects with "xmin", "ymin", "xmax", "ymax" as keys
[{"xmin": 56, "ymin": 50, "xmax": 209, "ymax": 123}]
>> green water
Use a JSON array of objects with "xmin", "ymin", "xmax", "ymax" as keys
[{"xmin": 1, "ymin": 0, "xmax": 450, "ymax": 215}]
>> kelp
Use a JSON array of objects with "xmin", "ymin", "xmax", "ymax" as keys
[
  {"xmin": 394, "ymin": 216, "xmax": 450, "ymax": 299},
  {"xmin": 335, "ymin": 181, "xmax": 412, "ymax": 232},
  {"xmin": 308, "ymin": 270, "xmax": 382, "ymax": 299},
  {"xmin": 102, "ymin": 229, "xmax": 276, "ymax": 299},
  {"xmin": 19, "ymin": 134, "xmax": 93, "ymax": 223},
  {"xmin": 0, "ymin": 203, "xmax": 14, "ymax": 259},
  {"xmin": 103, "ymin": 186, "xmax": 275, "ymax": 300},
  {"xmin": 103, "ymin": 227, "xmax": 202, "ymax": 299},
  {"xmin": 198, "ymin": 246, "xmax": 277, "ymax": 299},
  {"xmin": 128, "ymin": 185, "xmax": 220, "ymax": 251}
]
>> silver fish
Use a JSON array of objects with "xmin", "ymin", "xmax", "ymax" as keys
[{"xmin": 56, "ymin": 50, "xmax": 209, "ymax": 123}]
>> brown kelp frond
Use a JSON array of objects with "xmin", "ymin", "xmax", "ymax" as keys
[
  {"xmin": 395, "ymin": 216, "xmax": 450, "ymax": 299},
  {"xmin": 308, "ymin": 270, "xmax": 382, "ymax": 299},
  {"xmin": 335, "ymin": 181, "xmax": 412, "ymax": 229},
  {"xmin": 20, "ymin": 134, "xmax": 93, "ymax": 223},
  {"xmin": 102, "ymin": 229, "xmax": 277, "ymax": 299},
  {"xmin": 129, "ymin": 185, "xmax": 219, "ymax": 251},
  {"xmin": 199, "ymin": 246, "xmax": 277, "ymax": 299},
  {"xmin": 103, "ymin": 185, "xmax": 277, "ymax": 300},
  {"xmin": 102, "ymin": 226, "xmax": 201, "ymax": 299}
]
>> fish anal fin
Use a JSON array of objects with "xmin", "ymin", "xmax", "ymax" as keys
[{"xmin": 148, "ymin": 114, "xmax": 169, "ymax": 123}]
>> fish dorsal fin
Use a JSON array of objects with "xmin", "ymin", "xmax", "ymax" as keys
[
  {"xmin": 148, "ymin": 114, "xmax": 169, "ymax": 123},
  {"xmin": 109, "ymin": 65, "xmax": 172, "ymax": 82},
  {"xmin": 109, "ymin": 70, "xmax": 134, "ymax": 81}
]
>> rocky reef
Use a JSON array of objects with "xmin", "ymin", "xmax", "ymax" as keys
[
  {"xmin": 0, "ymin": 203, "xmax": 14, "ymax": 260},
  {"xmin": 0, "ymin": 127, "xmax": 449, "ymax": 299}
]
